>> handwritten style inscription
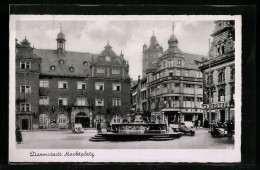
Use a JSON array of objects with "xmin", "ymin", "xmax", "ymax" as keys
[{"xmin": 30, "ymin": 151, "xmax": 95, "ymax": 158}]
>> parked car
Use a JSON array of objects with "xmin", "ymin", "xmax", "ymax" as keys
[
  {"xmin": 72, "ymin": 123, "xmax": 84, "ymax": 133},
  {"xmin": 178, "ymin": 121, "xmax": 195, "ymax": 136},
  {"xmin": 169, "ymin": 123, "xmax": 179, "ymax": 132}
]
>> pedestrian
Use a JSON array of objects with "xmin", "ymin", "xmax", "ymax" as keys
[
  {"xmin": 15, "ymin": 126, "xmax": 22, "ymax": 144},
  {"xmin": 195, "ymin": 119, "xmax": 198, "ymax": 128},
  {"xmin": 198, "ymin": 120, "xmax": 201, "ymax": 128},
  {"xmin": 97, "ymin": 122, "xmax": 100, "ymax": 133}
]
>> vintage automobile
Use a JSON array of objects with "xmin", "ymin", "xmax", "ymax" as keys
[
  {"xmin": 178, "ymin": 121, "xmax": 195, "ymax": 136},
  {"xmin": 71, "ymin": 123, "xmax": 84, "ymax": 133},
  {"xmin": 169, "ymin": 123, "xmax": 179, "ymax": 132}
]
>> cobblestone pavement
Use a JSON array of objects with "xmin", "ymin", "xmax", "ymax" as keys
[{"xmin": 16, "ymin": 128, "xmax": 234, "ymax": 149}]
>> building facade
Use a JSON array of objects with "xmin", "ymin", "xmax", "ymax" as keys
[
  {"xmin": 142, "ymin": 32, "xmax": 163, "ymax": 78},
  {"xmin": 146, "ymin": 25, "xmax": 204, "ymax": 124},
  {"xmin": 15, "ymin": 28, "xmax": 131, "ymax": 130},
  {"xmin": 199, "ymin": 20, "xmax": 235, "ymax": 123},
  {"xmin": 131, "ymin": 76, "xmax": 148, "ymax": 114}
]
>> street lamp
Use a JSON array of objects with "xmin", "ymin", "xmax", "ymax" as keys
[{"xmin": 208, "ymin": 39, "xmax": 212, "ymax": 124}]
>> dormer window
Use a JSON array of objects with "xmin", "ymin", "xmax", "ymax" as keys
[
  {"xmin": 83, "ymin": 61, "xmax": 88, "ymax": 66},
  {"xmin": 59, "ymin": 60, "xmax": 64, "ymax": 64},
  {"xmin": 69, "ymin": 67, "xmax": 74, "ymax": 72},
  {"xmin": 20, "ymin": 61, "xmax": 31, "ymax": 70},
  {"xmin": 50, "ymin": 66, "xmax": 55, "ymax": 70}
]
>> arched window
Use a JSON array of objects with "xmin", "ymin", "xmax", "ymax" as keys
[
  {"xmin": 59, "ymin": 60, "xmax": 64, "ymax": 64},
  {"xmin": 218, "ymin": 70, "xmax": 225, "ymax": 83},
  {"xmin": 113, "ymin": 114, "xmax": 121, "ymax": 123},
  {"xmin": 83, "ymin": 61, "xmax": 88, "ymax": 66},
  {"xmin": 95, "ymin": 114, "xmax": 104, "ymax": 124},
  {"xmin": 58, "ymin": 114, "xmax": 67, "ymax": 124},
  {"xmin": 218, "ymin": 88, "xmax": 225, "ymax": 102},
  {"xmin": 230, "ymin": 67, "xmax": 235, "ymax": 81},
  {"xmin": 69, "ymin": 67, "xmax": 74, "ymax": 72},
  {"xmin": 39, "ymin": 114, "xmax": 49, "ymax": 124},
  {"xmin": 50, "ymin": 66, "xmax": 55, "ymax": 70}
]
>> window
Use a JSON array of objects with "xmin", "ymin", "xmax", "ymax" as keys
[
  {"xmin": 39, "ymin": 114, "xmax": 49, "ymax": 124},
  {"xmin": 162, "ymin": 60, "xmax": 166, "ymax": 68},
  {"xmin": 58, "ymin": 98, "xmax": 68, "ymax": 106},
  {"xmin": 50, "ymin": 66, "xmax": 55, "ymax": 70},
  {"xmin": 184, "ymin": 97, "xmax": 194, "ymax": 101},
  {"xmin": 39, "ymin": 80, "xmax": 49, "ymax": 88},
  {"xmin": 175, "ymin": 83, "xmax": 180, "ymax": 87},
  {"xmin": 197, "ymin": 97, "xmax": 203, "ymax": 102},
  {"xmin": 69, "ymin": 67, "xmax": 74, "ymax": 72},
  {"xmin": 58, "ymin": 81, "xmax": 68, "ymax": 89},
  {"xmin": 176, "ymin": 69, "xmax": 180, "ymax": 76},
  {"xmin": 77, "ymin": 82, "xmax": 86, "ymax": 90},
  {"xmin": 97, "ymin": 67, "xmax": 105, "ymax": 74},
  {"xmin": 95, "ymin": 82, "xmax": 104, "ymax": 91},
  {"xmin": 186, "ymin": 84, "xmax": 194, "ymax": 88},
  {"xmin": 95, "ymin": 115, "xmax": 104, "ymax": 123},
  {"xmin": 112, "ymin": 98, "xmax": 121, "ymax": 106},
  {"xmin": 20, "ymin": 85, "xmax": 31, "ymax": 93},
  {"xmin": 58, "ymin": 114, "xmax": 67, "ymax": 124},
  {"xmin": 113, "ymin": 83, "xmax": 121, "ymax": 91},
  {"xmin": 198, "ymin": 84, "xmax": 203, "ymax": 88},
  {"xmin": 163, "ymin": 84, "xmax": 168, "ymax": 93},
  {"xmin": 113, "ymin": 114, "xmax": 121, "ymax": 123},
  {"xmin": 168, "ymin": 60, "xmax": 174, "ymax": 68},
  {"xmin": 185, "ymin": 70, "xmax": 189, "ymax": 77},
  {"xmin": 20, "ymin": 103, "xmax": 31, "ymax": 112},
  {"xmin": 177, "ymin": 60, "xmax": 181, "ymax": 66},
  {"xmin": 39, "ymin": 96, "xmax": 49, "ymax": 105},
  {"xmin": 196, "ymin": 71, "xmax": 199, "ymax": 78},
  {"xmin": 59, "ymin": 60, "xmax": 64, "ymax": 64},
  {"xmin": 112, "ymin": 68, "xmax": 120, "ymax": 75},
  {"xmin": 20, "ymin": 61, "xmax": 31, "ymax": 69},
  {"xmin": 83, "ymin": 61, "xmax": 88, "ymax": 66},
  {"xmin": 76, "ymin": 98, "xmax": 86, "ymax": 106},
  {"xmin": 218, "ymin": 70, "xmax": 225, "ymax": 83},
  {"xmin": 218, "ymin": 88, "xmax": 225, "ymax": 102},
  {"xmin": 95, "ymin": 98, "xmax": 104, "ymax": 106},
  {"xmin": 230, "ymin": 67, "xmax": 235, "ymax": 81}
]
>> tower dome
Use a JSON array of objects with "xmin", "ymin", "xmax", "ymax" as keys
[
  {"xmin": 168, "ymin": 34, "xmax": 178, "ymax": 43},
  {"xmin": 168, "ymin": 24, "xmax": 178, "ymax": 43},
  {"xmin": 57, "ymin": 32, "xmax": 65, "ymax": 39},
  {"xmin": 56, "ymin": 26, "xmax": 66, "ymax": 53}
]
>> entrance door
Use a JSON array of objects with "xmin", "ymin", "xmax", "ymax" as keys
[
  {"xmin": 75, "ymin": 112, "xmax": 90, "ymax": 128},
  {"xmin": 22, "ymin": 119, "xmax": 29, "ymax": 130},
  {"xmin": 220, "ymin": 110, "xmax": 225, "ymax": 122}
]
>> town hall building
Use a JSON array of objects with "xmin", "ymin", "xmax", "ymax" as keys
[{"xmin": 15, "ymin": 28, "xmax": 131, "ymax": 130}]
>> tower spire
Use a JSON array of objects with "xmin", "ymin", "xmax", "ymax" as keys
[
  {"xmin": 153, "ymin": 30, "xmax": 154, "ymax": 36},
  {"xmin": 59, "ymin": 23, "xmax": 62, "ymax": 32},
  {"xmin": 172, "ymin": 23, "xmax": 175, "ymax": 33}
]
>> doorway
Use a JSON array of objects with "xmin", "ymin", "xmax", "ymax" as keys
[
  {"xmin": 22, "ymin": 119, "xmax": 29, "ymax": 130},
  {"xmin": 220, "ymin": 110, "xmax": 225, "ymax": 122},
  {"xmin": 75, "ymin": 112, "xmax": 90, "ymax": 128}
]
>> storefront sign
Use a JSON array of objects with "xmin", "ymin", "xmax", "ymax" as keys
[{"xmin": 202, "ymin": 102, "xmax": 230, "ymax": 109}]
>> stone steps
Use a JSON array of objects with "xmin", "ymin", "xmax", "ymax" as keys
[
  {"xmin": 89, "ymin": 134, "xmax": 107, "ymax": 142},
  {"xmin": 149, "ymin": 137, "xmax": 173, "ymax": 141},
  {"xmin": 149, "ymin": 134, "xmax": 174, "ymax": 141}
]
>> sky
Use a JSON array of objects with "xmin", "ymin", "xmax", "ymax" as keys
[{"xmin": 15, "ymin": 17, "xmax": 215, "ymax": 79}]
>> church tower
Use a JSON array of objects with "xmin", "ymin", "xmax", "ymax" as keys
[
  {"xmin": 56, "ymin": 26, "xmax": 66, "ymax": 54},
  {"xmin": 142, "ymin": 31, "xmax": 163, "ymax": 78}
]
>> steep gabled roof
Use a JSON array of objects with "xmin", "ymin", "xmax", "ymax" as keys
[
  {"xmin": 34, "ymin": 49, "xmax": 98, "ymax": 77},
  {"xmin": 183, "ymin": 53, "xmax": 205, "ymax": 69}
]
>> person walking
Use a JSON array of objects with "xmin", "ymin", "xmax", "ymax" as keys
[{"xmin": 15, "ymin": 126, "xmax": 22, "ymax": 144}]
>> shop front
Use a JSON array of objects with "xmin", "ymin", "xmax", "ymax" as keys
[{"xmin": 202, "ymin": 102, "xmax": 234, "ymax": 123}]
